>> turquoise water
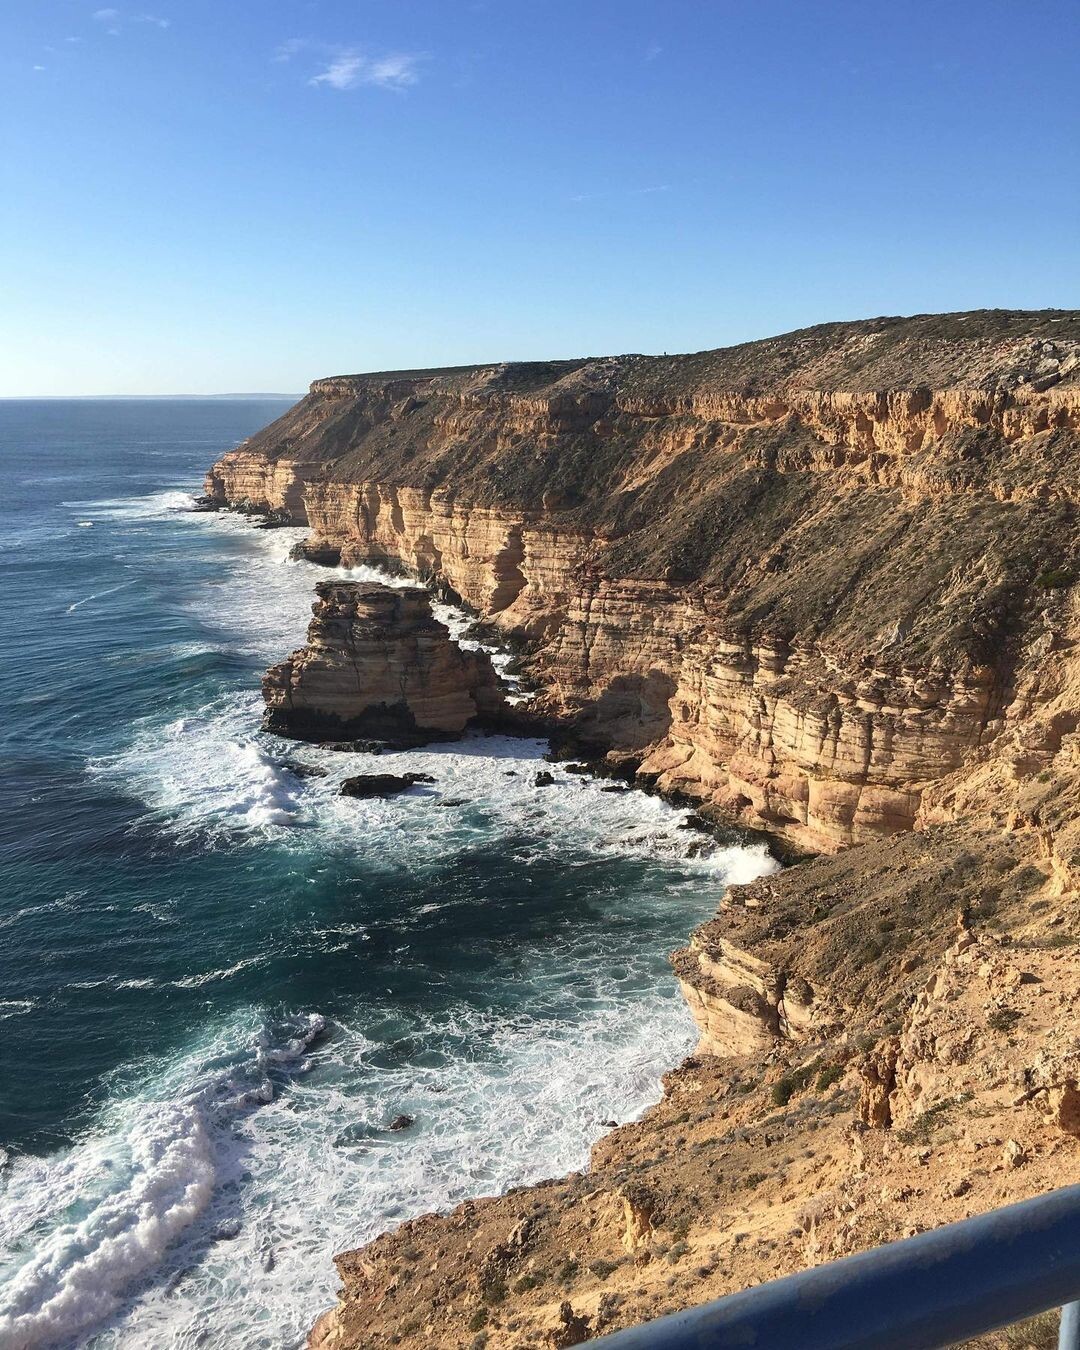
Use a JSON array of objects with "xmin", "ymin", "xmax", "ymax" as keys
[{"xmin": 0, "ymin": 400, "xmax": 774, "ymax": 1348}]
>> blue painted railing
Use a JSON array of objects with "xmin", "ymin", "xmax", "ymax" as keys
[{"xmin": 595, "ymin": 1184, "xmax": 1080, "ymax": 1349}]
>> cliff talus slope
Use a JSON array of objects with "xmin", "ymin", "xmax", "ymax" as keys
[{"xmin": 208, "ymin": 310, "xmax": 1080, "ymax": 854}]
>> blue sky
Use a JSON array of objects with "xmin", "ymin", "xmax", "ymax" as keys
[{"xmin": 2, "ymin": 0, "xmax": 1078, "ymax": 395}]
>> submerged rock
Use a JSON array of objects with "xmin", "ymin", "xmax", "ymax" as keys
[
  {"xmin": 263, "ymin": 582, "xmax": 506, "ymax": 747},
  {"xmin": 280, "ymin": 760, "xmax": 328, "ymax": 779},
  {"xmin": 388, "ymin": 1114, "xmax": 415, "ymax": 1131},
  {"xmin": 339, "ymin": 773, "xmax": 436, "ymax": 799}
]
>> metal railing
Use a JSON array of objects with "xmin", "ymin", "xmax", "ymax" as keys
[{"xmin": 594, "ymin": 1184, "xmax": 1080, "ymax": 1349}]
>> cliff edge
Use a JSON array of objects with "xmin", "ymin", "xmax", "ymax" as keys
[
  {"xmin": 205, "ymin": 310, "xmax": 1080, "ymax": 1348},
  {"xmin": 208, "ymin": 310, "xmax": 1080, "ymax": 859}
]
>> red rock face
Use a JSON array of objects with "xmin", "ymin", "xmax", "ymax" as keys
[{"xmin": 262, "ymin": 582, "xmax": 505, "ymax": 746}]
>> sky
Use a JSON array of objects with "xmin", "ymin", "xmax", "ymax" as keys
[{"xmin": 2, "ymin": 0, "xmax": 1078, "ymax": 395}]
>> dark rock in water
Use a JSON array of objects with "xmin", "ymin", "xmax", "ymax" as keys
[
  {"xmin": 290, "ymin": 538, "xmax": 343, "ymax": 567},
  {"xmin": 190, "ymin": 494, "xmax": 221, "ymax": 513},
  {"xmin": 534, "ymin": 770, "xmax": 555, "ymax": 787},
  {"xmin": 320, "ymin": 739, "xmax": 386, "ymax": 754},
  {"xmin": 564, "ymin": 763, "xmax": 591, "ymax": 775},
  {"xmin": 281, "ymin": 760, "xmax": 328, "ymax": 779},
  {"xmin": 213, "ymin": 1219, "xmax": 242, "ymax": 1241},
  {"xmin": 389, "ymin": 1114, "xmax": 414, "ymax": 1131},
  {"xmin": 504, "ymin": 770, "xmax": 517, "ymax": 777},
  {"xmin": 601, "ymin": 1119, "xmax": 618, "ymax": 1129},
  {"xmin": 437, "ymin": 797, "xmax": 469, "ymax": 807},
  {"xmin": 253, "ymin": 508, "xmax": 293, "ymax": 529},
  {"xmin": 678, "ymin": 813, "xmax": 714, "ymax": 834},
  {"xmin": 601, "ymin": 784, "xmax": 630, "ymax": 794},
  {"xmin": 544, "ymin": 730, "xmax": 612, "ymax": 764},
  {"xmin": 340, "ymin": 773, "xmax": 436, "ymax": 799}
]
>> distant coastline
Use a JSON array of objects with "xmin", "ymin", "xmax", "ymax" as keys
[{"xmin": 0, "ymin": 393, "xmax": 300, "ymax": 401}]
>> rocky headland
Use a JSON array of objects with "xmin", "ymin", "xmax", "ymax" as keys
[{"xmin": 205, "ymin": 309, "xmax": 1080, "ymax": 1348}]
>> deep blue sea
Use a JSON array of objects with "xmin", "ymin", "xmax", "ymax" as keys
[{"xmin": 0, "ymin": 400, "xmax": 774, "ymax": 1349}]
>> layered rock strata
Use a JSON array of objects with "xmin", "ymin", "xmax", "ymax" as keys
[
  {"xmin": 263, "ymin": 582, "xmax": 505, "ymax": 745},
  {"xmin": 200, "ymin": 312, "xmax": 1080, "ymax": 1348},
  {"xmin": 208, "ymin": 311, "xmax": 1080, "ymax": 853}
]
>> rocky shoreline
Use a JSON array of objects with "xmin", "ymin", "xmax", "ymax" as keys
[{"xmin": 204, "ymin": 310, "xmax": 1080, "ymax": 1349}]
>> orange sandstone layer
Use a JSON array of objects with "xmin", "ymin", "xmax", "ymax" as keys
[
  {"xmin": 263, "ymin": 581, "xmax": 505, "ymax": 746},
  {"xmin": 207, "ymin": 311, "xmax": 1080, "ymax": 853}
]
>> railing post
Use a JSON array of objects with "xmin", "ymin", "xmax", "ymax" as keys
[{"xmin": 1060, "ymin": 1302, "xmax": 1080, "ymax": 1350}]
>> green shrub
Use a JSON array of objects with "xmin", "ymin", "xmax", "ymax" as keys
[
  {"xmin": 589, "ymin": 1259, "xmax": 620, "ymax": 1280},
  {"xmin": 479, "ymin": 1274, "xmax": 507, "ymax": 1306},
  {"xmin": 987, "ymin": 1006, "xmax": 1021, "ymax": 1033},
  {"xmin": 771, "ymin": 1057, "xmax": 824, "ymax": 1106}
]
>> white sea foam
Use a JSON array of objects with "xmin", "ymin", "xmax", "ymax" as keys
[
  {"xmin": 0, "ymin": 1014, "xmax": 326, "ymax": 1350},
  {"xmin": 36, "ymin": 487, "xmax": 779, "ymax": 1348},
  {"xmin": 73, "ymin": 971, "xmax": 715, "ymax": 1348},
  {"xmin": 63, "ymin": 489, "xmax": 205, "ymax": 522},
  {"xmin": 66, "ymin": 581, "xmax": 135, "ymax": 614}
]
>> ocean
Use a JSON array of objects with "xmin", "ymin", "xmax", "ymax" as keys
[{"xmin": 0, "ymin": 399, "xmax": 775, "ymax": 1349}]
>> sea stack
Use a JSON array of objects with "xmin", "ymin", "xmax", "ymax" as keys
[{"xmin": 262, "ymin": 581, "xmax": 505, "ymax": 746}]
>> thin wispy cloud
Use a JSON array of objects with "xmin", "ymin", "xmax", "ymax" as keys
[
  {"xmin": 273, "ymin": 37, "xmax": 308, "ymax": 63},
  {"xmin": 310, "ymin": 51, "xmax": 367, "ymax": 89},
  {"xmin": 644, "ymin": 43, "xmax": 663, "ymax": 62},
  {"xmin": 92, "ymin": 9, "xmax": 170, "ymax": 35},
  {"xmin": 310, "ymin": 49, "xmax": 424, "ymax": 91},
  {"xmin": 93, "ymin": 7, "xmax": 122, "ymax": 33},
  {"xmin": 364, "ymin": 53, "xmax": 422, "ymax": 90},
  {"xmin": 276, "ymin": 40, "xmax": 425, "ymax": 92}
]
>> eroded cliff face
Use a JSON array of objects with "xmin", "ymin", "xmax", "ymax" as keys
[
  {"xmin": 263, "ymin": 581, "xmax": 504, "ymax": 745},
  {"xmin": 202, "ymin": 311, "xmax": 1080, "ymax": 1349},
  {"xmin": 207, "ymin": 310, "xmax": 1080, "ymax": 853}
]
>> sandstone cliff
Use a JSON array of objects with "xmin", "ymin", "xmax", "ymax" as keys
[
  {"xmin": 204, "ymin": 310, "xmax": 1080, "ymax": 1348},
  {"xmin": 208, "ymin": 310, "xmax": 1080, "ymax": 854},
  {"xmin": 263, "ymin": 581, "xmax": 504, "ymax": 745}
]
